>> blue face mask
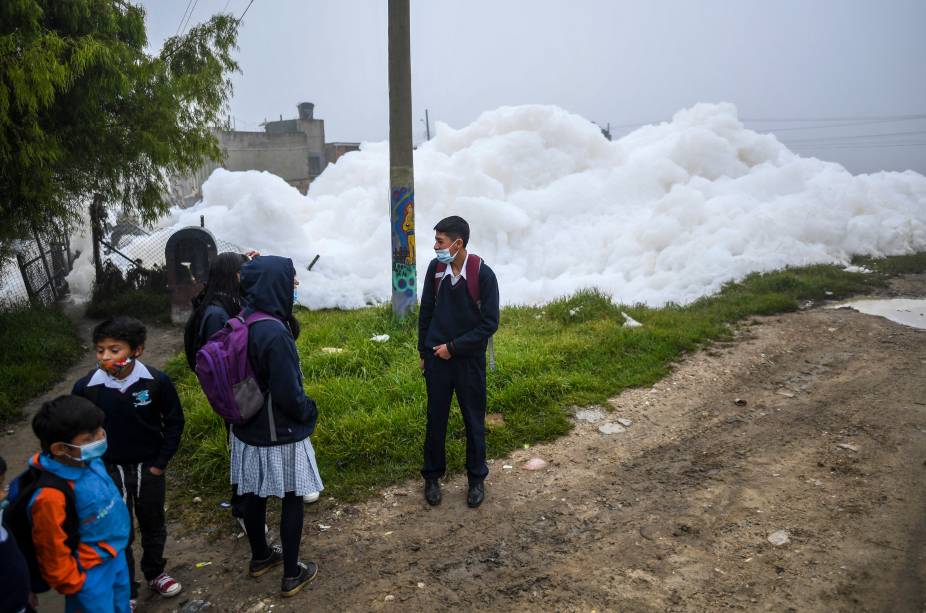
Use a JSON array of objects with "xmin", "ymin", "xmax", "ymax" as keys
[
  {"xmin": 64, "ymin": 435, "xmax": 108, "ymax": 463},
  {"xmin": 435, "ymin": 240, "xmax": 460, "ymax": 264},
  {"xmin": 293, "ymin": 289, "xmax": 299, "ymax": 303}
]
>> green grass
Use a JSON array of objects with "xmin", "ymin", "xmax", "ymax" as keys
[
  {"xmin": 165, "ymin": 259, "xmax": 906, "ymax": 504},
  {"xmin": 851, "ymin": 252, "xmax": 926, "ymax": 275},
  {"xmin": 0, "ymin": 307, "xmax": 83, "ymax": 423}
]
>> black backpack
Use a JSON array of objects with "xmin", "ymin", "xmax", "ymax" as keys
[{"xmin": 5, "ymin": 465, "xmax": 80, "ymax": 593}]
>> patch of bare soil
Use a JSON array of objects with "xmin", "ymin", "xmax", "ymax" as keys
[{"xmin": 124, "ymin": 275, "xmax": 926, "ymax": 613}]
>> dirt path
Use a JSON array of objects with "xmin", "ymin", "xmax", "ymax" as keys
[
  {"xmin": 118, "ymin": 275, "xmax": 926, "ymax": 613},
  {"xmin": 12, "ymin": 279, "xmax": 926, "ymax": 612},
  {"xmin": 2, "ymin": 307, "xmax": 182, "ymax": 478}
]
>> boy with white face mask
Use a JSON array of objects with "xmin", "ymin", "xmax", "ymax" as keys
[
  {"xmin": 418, "ymin": 216, "xmax": 500, "ymax": 509},
  {"xmin": 13, "ymin": 396, "xmax": 132, "ymax": 612}
]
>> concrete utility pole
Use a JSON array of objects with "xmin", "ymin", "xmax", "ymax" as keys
[{"xmin": 388, "ymin": 0, "xmax": 417, "ymax": 317}]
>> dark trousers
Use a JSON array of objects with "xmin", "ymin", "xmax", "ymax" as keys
[
  {"xmin": 421, "ymin": 355, "xmax": 489, "ymax": 482},
  {"xmin": 106, "ymin": 462, "xmax": 167, "ymax": 597}
]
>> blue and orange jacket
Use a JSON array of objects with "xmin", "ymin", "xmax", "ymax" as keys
[{"xmin": 27, "ymin": 453, "xmax": 130, "ymax": 595}]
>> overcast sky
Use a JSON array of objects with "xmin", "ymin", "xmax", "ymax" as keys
[{"xmin": 141, "ymin": 0, "xmax": 926, "ymax": 175}]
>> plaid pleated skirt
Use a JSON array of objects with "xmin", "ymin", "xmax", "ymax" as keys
[{"xmin": 230, "ymin": 433, "xmax": 324, "ymax": 498}]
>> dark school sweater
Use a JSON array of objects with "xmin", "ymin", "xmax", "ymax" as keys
[
  {"xmin": 72, "ymin": 364, "xmax": 184, "ymax": 469},
  {"xmin": 418, "ymin": 256, "xmax": 500, "ymax": 359}
]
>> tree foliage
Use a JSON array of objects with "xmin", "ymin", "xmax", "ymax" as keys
[{"xmin": 0, "ymin": 0, "xmax": 238, "ymax": 249}]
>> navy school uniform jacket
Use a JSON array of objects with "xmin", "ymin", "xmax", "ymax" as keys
[
  {"xmin": 231, "ymin": 255, "xmax": 318, "ymax": 447},
  {"xmin": 200, "ymin": 303, "xmax": 232, "ymax": 342},
  {"xmin": 418, "ymin": 254, "xmax": 500, "ymax": 360},
  {"xmin": 71, "ymin": 362, "xmax": 184, "ymax": 470}
]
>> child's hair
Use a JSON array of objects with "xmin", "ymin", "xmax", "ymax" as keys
[
  {"xmin": 32, "ymin": 396, "xmax": 105, "ymax": 453},
  {"xmin": 199, "ymin": 251, "xmax": 249, "ymax": 320},
  {"xmin": 93, "ymin": 316, "xmax": 147, "ymax": 349},
  {"xmin": 434, "ymin": 216, "xmax": 470, "ymax": 247}
]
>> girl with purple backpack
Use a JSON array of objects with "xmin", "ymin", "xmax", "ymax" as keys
[{"xmin": 229, "ymin": 255, "xmax": 323, "ymax": 598}]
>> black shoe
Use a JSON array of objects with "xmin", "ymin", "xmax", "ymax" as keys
[
  {"xmin": 281, "ymin": 561, "xmax": 318, "ymax": 598},
  {"xmin": 249, "ymin": 545, "xmax": 283, "ymax": 577},
  {"xmin": 467, "ymin": 481, "xmax": 485, "ymax": 508},
  {"xmin": 424, "ymin": 478, "xmax": 442, "ymax": 506}
]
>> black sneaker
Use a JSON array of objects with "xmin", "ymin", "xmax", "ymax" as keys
[
  {"xmin": 281, "ymin": 561, "xmax": 318, "ymax": 598},
  {"xmin": 467, "ymin": 481, "xmax": 485, "ymax": 508},
  {"xmin": 424, "ymin": 478, "xmax": 441, "ymax": 506},
  {"xmin": 249, "ymin": 545, "xmax": 283, "ymax": 577}
]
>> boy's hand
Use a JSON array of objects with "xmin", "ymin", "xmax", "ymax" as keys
[
  {"xmin": 148, "ymin": 466, "xmax": 164, "ymax": 476},
  {"xmin": 433, "ymin": 344, "xmax": 451, "ymax": 360}
]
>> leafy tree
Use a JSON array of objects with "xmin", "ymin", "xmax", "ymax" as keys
[{"xmin": 0, "ymin": 0, "xmax": 238, "ymax": 273}]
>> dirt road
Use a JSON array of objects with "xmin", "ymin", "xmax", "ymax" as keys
[
  {"xmin": 122, "ymin": 275, "xmax": 926, "ymax": 613},
  {"xmin": 11, "ymin": 278, "xmax": 926, "ymax": 612}
]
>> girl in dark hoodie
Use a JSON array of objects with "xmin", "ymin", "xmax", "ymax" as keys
[{"xmin": 231, "ymin": 255, "xmax": 322, "ymax": 598}]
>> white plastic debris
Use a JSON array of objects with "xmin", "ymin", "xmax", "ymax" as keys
[
  {"xmin": 370, "ymin": 334, "xmax": 390, "ymax": 343},
  {"xmin": 837, "ymin": 443, "xmax": 860, "ymax": 452},
  {"xmin": 616, "ymin": 418, "xmax": 633, "ymax": 427},
  {"xmin": 767, "ymin": 530, "xmax": 790, "ymax": 546},
  {"xmin": 598, "ymin": 422, "xmax": 627, "ymax": 435},
  {"xmin": 321, "ymin": 347, "xmax": 344, "ymax": 354},
  {"xmin": 523, "ymin": 457, "xmax": 548, "ymax": 471},
  {"xmin": 575, "ymin": 407, "xmax": 606, "ymax": 423},
  {"xmin": 621, "ymin": 312, "xmax": 643, "ymax": 328}
]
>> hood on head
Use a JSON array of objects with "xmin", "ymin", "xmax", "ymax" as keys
[{"xmin": 239, "ymin": 255, "xmax": 296, "ymax": 319}]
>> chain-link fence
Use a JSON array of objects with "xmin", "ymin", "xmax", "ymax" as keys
[
  {"xmin": 101, "ymin": 221, "xmax": 242, "ymax": 274},
  {"xmin": 0, "ymin": 232, "xmax": 72, "ymax": 312}
]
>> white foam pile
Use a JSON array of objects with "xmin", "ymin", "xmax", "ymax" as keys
[{"xmin": 66, "ymin": 102, "xmax": 926, "ymax": 308}]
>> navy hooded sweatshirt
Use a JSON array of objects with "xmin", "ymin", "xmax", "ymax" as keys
[{"xmin": 231, "ymin": 256, "xmax": 317, "ymax": 447}]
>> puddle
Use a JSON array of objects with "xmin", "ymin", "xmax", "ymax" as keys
[{"xmin": 835, "ymin": 298, "xmax": 926, "ymax": 330}]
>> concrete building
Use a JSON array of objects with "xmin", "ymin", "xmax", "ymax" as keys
[
  {"xmin": 325, "ymin": 142, "xmax": 361, "ymax": 165},
  {"xmin": 171, "ymin": 102, "xmax": 359, "ymax": 206}
]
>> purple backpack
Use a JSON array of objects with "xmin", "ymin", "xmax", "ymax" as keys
[{"xmin": 195, "ymin": 311, "xmax": 277, "ymax": 424}]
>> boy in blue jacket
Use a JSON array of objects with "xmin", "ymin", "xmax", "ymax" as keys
[
  {"xmin": 418, "ymin": 216, "xmax": 500, "ymax": 509},
  {"xmin": 26, "ymin": 396, "xmax": 132, "ymax": 613}
]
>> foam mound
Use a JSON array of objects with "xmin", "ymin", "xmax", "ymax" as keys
[{"xmin": 67, "ymin": 102, "xmax": 926, "ymax": 308}]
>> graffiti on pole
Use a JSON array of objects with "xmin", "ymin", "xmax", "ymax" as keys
[{"xmin": 390, "ymin": 186, "xmax": 417, "ymax": 311}]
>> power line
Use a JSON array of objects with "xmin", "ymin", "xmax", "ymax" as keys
[
  {"xmin": 174, "ymin": 0, "xmax": 195, "ymax": 36},
  {"xmin": 782, "ymin": 129, "xmax": 926, "ymax": 144},
  {"xmin": 610, "ymin": 113, "xmax": 926, "ymax": 133},
  {"xmin": 744, "ymin": 113, "xmax": 926, "ymax": 123},
  {"xmin": 178, "ymin": 0, "xmax": 200, "ymax": 37},
  {"xmin": 790, "ymin": 141, "xmax": 926, "ymax": 150},
  {"xmin": 237, "ymin": 0, "xmax": 256, "ymax": 24}
]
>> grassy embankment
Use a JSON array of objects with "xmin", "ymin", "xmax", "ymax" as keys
[
  {"xmin": 0, "ymin": 307, "xmax": 83, "ymax": 423},
  {"xmin": 166, "ymin": 255, "xmax": 926, "ymax": 507}
]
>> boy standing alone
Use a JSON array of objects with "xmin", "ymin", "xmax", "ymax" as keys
[
  {"xmin": 72, "ymin": 317, "xmax": 184, "ymax": 604},
  {"xmin": 418, "ymin": 216, "xmax": 499, "ymax": 508}
]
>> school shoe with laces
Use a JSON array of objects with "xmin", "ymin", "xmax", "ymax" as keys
[
  {"xmin": 424, "ymin": 478, "xmax": 441, "ymax": 506},
  {"xmin": 281, "ymin": 561, "xmax": 318, "ymax": 598},
  {"xmin": 249, "ymin": 544, "xmax": 284, "ymax": 577},
  {"xmin": 148, "ymin": 572, "xmax": 182, "ymax": 597}
]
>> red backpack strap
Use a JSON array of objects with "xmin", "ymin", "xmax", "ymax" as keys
[
  {"xmin": 433, "ymin": 261, "xmax": 448, "ymax": 296},
  {"xmin": 465, "ymin": 254, "xmax": 482, "ymax": 304}
]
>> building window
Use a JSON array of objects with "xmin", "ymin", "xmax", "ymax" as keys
[{"xmin": 309, "ymin": 156, "xmax": 321, "ymax": 175}]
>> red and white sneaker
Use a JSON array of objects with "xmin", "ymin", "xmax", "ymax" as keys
[{"xmin": 148, "ymin": 572, "xmax": 182, "ymax": 597}]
